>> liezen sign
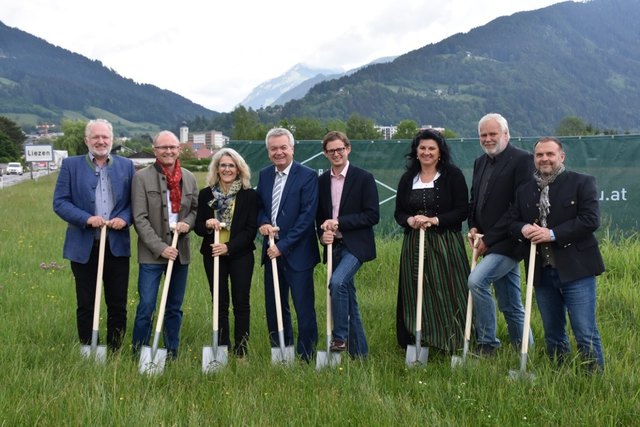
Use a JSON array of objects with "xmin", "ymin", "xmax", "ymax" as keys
[{"xmin": 25, "ymin": 144, "xmax": 53, "ymax": 162}]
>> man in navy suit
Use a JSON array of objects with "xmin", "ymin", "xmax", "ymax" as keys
[
  {"xmin": 257, "ymin": 127, "xmax": 319, "ymax": 361},
  {"xmin": 509, "ymin": 137, "xmax": 605, "ymax": 370},
  {"xmin": 467, "ymin": 113, "xmax": 534, "ymax": 355},
  {"xmin": 53, "ymin": 119, "xmax": 136, "ymax": 351},
  {"xmin": 316, "ymin": 131, "xmax": 379, "ymax": 358}
]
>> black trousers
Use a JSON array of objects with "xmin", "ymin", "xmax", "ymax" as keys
[
  {"xmin": 70, "ymin": 242, "xmax": 130, "ymax": 350},
  {"xmin": 202, "ymin": 251, "xmax": 254, "ymax": 356}
]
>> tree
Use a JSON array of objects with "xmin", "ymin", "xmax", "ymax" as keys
[
  {"xmin": 555, "ymin": 116, "xmax": 594, "ymax": 136},
  {"xmin": 0, "ymin": 130, "xmax": 20, "ymax": 161},
  {"xmin": 346, "ymin": 113, "xmax": 381, "ymax": 139},
  {"xmin": 289, "ymin": 117, "xmax": 324, "ymax": 140},
  {"xmin": 54, "ymin": 120, "xmax": 87, "ymax": 155},
  {"xmin": 442, "ymin": 128, "xmax": 458, "ymax": 139},
  {"xmin": 395, "ymin": 120, "xmax": 419, "ymax": 139},
  {"xmin": 231, "ymin": 106, "xmax": 267, "ymax": 140},
  {"xmin": 0, "ymin": 116, "xmax": 25, "ymax": 160},
  {"xmin": 323, "ymin": 119, "xmax": 347, "ymax": 135}
]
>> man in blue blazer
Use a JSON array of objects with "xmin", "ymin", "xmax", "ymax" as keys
[
  {"xmin": 257, "ymin": 127, "xmax": 319, "ymax": 361},
  {"xmin": 508, "ymin": 137, "xmax": 605, "ymax": 370},
  {"xmin": 53, "ymin": 119, "xmax": 136, "ymax": 351},
  {"xmin": 316, "ymin": 131, "xmax": 379, "ymax": 358}
]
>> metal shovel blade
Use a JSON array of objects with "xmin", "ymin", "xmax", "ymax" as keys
[
  {"xmin": 405, "ymin": 344, "xmax": 429, "ymax": 367},
  {"xmin": 271, "ymin": 346, "xmax": 295, "ymax": 365},
  {"xmin": 138, "ymin": 346, "xmax": 167, "ymax": 375},
  {"xmin": 80, "ymin": 344, "xmax": 107, "ymax": 364},
  {"xmin": 202, "ymin": 345, "xmax": 228, "ymax": 373},
  {"xmin": 508, "ymin": 353, "xmax": 536, "ymax": 381},
  {"xmin": 450, "ymin": 354, "xmax": 465, "ymax": 369},
  {"xmin": 451, "ymin": 341, "xmax": 470, "ymax": 369},
  {"xmin": 315, "ymin": 350, "xmax": 342, "ymax": 370}
]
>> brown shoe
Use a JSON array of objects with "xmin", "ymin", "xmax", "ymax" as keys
[{"xmin": 330, "ymin": 339, "xmax": 347, "ymax": 352}]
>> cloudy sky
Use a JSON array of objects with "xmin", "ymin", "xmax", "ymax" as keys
[{"xmin": 2, "ymin": 0, "xmax": 568, "ymax": 113}]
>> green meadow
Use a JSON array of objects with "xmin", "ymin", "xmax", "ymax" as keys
[{"xmin": 0, "ymin": 174, "xmax": 638, "ymax": 426}]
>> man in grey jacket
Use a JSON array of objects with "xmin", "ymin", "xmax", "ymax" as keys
[{"xmin": 131, "ymin": 130, "xmax": 198, "ymax": 359}]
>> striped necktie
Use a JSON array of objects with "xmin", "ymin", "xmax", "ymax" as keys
[{"xmin": 271, "ymin": 171, "xmax": 284, "ymax": 226}]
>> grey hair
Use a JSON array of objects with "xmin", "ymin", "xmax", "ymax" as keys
[
  {"xmin": 206, "ymin": 147, "xmax": 252, "ymax": 189},
  {"xmin": 478, "ymin": 113, "xmax": 510, "ymax": 138},
  {"xmin": 153, "ymin": 130, "xmax": 180, "ymax": 145},
  {"xmin": 265, "ymin": 127, "xmax": 295, "ymax": 148},
  {"xmin": 85, "ymin": 119, "xmax": 113, "ymax": 138}
]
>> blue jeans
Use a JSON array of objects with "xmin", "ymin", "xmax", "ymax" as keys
[
  {"xmin": 132, "ymin": 262, "xmax": 189, "ymax": 355},
  {"xmin": 536, "ymin": 267, "xmax": 604, "ymax": 370},
  {"xmin": 329, "ymin": 244, "xmax": 368, "ymax": 358},
  {"xmin": 468, "ymin": 253, "xmax": 530, "ymax": 348}
]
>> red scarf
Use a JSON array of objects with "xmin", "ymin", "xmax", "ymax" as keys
[{"xmin": 157, "ymin": 159, "xmax": 182, "ymax": 213}]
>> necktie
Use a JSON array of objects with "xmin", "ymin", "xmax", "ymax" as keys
[{"xmin": 271, "ymin": 171, "xmax": 284, "ymax": 226}]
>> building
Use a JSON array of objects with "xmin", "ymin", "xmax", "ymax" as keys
[
  {"xmin": 187, "ymin": 130, "xmax": 227, "ymax": 150},
  {"xmin": 375, "ymin": 125, "xmax": 397, "ymax": 140}
]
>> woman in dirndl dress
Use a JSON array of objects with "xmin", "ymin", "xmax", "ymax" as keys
[{"xmin": 394, "ymin": 129, "xmax": 470, "ymax": 354}]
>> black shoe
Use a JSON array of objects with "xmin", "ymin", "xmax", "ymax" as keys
[
  {"xmin": 330, "ymin": 339, "xmax": 347, "ymax": 352},
  {"xmin": 475, "ymin": 344, "xmax": 498, "ymax": 357}
]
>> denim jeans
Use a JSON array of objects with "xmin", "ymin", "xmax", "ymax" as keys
[
  {"xmin": 132, "ymin": 262, "xmax": 189, "ymax": 355},
  {"xmin": 329, "ymin": 244, "xmax": 368, "ymax": 358},
  {"xmin": 468, "ymin": 253, "xmax": 531, "ymax": 348},
  {"xmin": 536, "ymin": 267, "xmax": 604, "ymax": 370}
]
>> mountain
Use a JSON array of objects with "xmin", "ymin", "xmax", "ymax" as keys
[
  {"xmin": 0, "ymin": 21, "xmax": 217, "ymax": 134},
  {"xmin": 266, "ymin": 0, "xmax": 640, "ymax": 137},
  {"xmin": 240, "ymin": 64, "xmax": 342, "ymax": 110},
  {"xmin": 271, "ymin": 71, "xmax": 343, "ymax": 108},
  {"xmin": 245, "ymin": 57, "xmax": 398, "ymax": 109}
]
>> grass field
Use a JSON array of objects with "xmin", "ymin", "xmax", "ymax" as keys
[{"xmin": 0, "ymin": 173, "xmax": 638, "ymax": 425}]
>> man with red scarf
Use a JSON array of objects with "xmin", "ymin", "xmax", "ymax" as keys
[{"xmin": 131, "ymin": 130, "xmax": 198, "ymax": 359}]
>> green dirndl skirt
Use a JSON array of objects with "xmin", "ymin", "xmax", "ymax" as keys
[{"xmin": 396, "ymin": 228, "xmax": 471, "ymax": 353}]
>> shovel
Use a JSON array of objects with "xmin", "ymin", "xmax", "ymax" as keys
[
  {"xmin": 451, "ymin": 233, "xmax": 483, "ymax": 368},
  {"xmin": 139, "ymin": 228, "xmax": 180, "ymax": 375},
  {"xmin": 509, "ymin": 242, "xmax": 537, "ymax": 381},
  {"xmin": 80, "ymin": 225, "xmax": 107, "ymax": 363},
  {"xmin": 203, "ymin": 224, "xmax": 228, "ymax": 373},
  {"xmin": 406, "ymin": 227, "xmax": 428, "ymax": 367},
  {"xmin": 269, "ymin": 231, "xmax": 295, "ymax": 365},
  {"xmin": 316, "ymin": 243, "xmax": 341, "ymax": 370}
]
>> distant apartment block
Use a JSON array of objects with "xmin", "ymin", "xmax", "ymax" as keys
[
  {"xmin": 186, "ymin": 130, "xmax": 228, "ymax": 150},
  {"xmin": 375, "ymin": 125, "xmax": 397, "ymax": 140}
]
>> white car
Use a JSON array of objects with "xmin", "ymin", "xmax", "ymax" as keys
[{"xmin": 6, "ymin": 162, "xmax": 24, "ymax": 175}]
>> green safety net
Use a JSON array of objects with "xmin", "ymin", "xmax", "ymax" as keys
[{"xmin": 228, "ymin": 135, "xmax": 639, "ymax": 236}]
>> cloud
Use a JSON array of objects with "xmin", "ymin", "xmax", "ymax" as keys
[{"xmin": 1, "ymin": 0, "xmax": 567, "ymax": 112}]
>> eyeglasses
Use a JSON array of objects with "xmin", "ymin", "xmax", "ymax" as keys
[
  {"xmin": 154, "ymin": 145, "xmax": 180, "ymax": 151},
  {"xmin": 325, "ymin": 147, "xmax": 347, "ymax": 155},
  {"xmin": 219, "ymin": 163, "xmax": 237, "ymax": 170}
]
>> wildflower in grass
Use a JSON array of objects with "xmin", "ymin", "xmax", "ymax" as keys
[{"xmin": 39, "ymin": 261, "xmax": 65, "ymax": 271}]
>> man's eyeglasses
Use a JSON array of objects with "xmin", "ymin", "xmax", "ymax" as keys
[
  {"xmin": 325, "ymin": 147, "xmax": 347, "ymax": 155},
  {"xmin": 219, "ymin": 163, "xmax": 237, "ymax": 170},
  {"xmin": 154, "ymin": 145, "xmax": 180, "ymax": 151}
]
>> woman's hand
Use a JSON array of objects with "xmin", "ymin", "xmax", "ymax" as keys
[
  {"xmin": 408, "ymin": 215, "xmax": 438, "ymax": 229},
  {"xmin": 206, "ymin": 218, "xmax": 224, "ymax": 231},
  {"xmin": 210, "ymin": 243, "xmax": 228, "ymax": 257}
]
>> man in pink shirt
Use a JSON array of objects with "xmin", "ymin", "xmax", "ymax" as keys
[{"xmin": 316, "ymin": 131, "xmax": 379, "ymax": 358}]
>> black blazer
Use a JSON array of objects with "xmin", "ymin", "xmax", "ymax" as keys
[
  {"xmin": 194, "ymin": 186, "xmax": 258, "ymax": 258},
  {"xmin": 468, "ymin": 143, "xmax": 534, "ymax": 256},
  {"xmin": 394, "ymin": 164, "xmax": 468, "ymax": 233},
  {"xmin": 316, "ymin": 164, "xmax": 379, "ymax": 263},
  {"xmin": 508, "ymin": 170, "xmax": 605, "ymax": 285}
]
